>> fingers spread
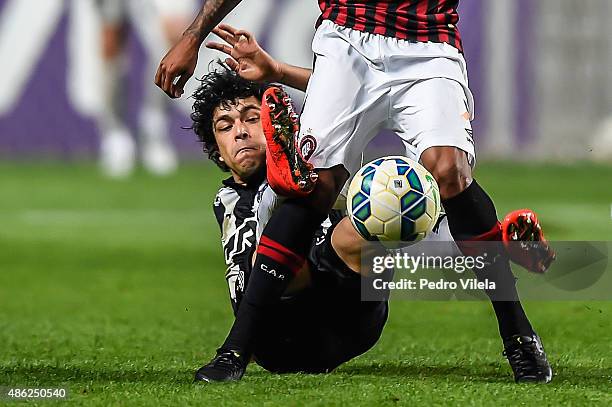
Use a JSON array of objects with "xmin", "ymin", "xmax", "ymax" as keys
[{"xmin": 217, "ymin": 23, "xmax": 239, "ymax": 36}]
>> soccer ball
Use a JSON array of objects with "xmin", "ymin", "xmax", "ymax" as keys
[{"xmin": 346, "ymin": 156, "xmax": 441, "ymax": 242}]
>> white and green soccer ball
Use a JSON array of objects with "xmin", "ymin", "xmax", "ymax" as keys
[{"xmin": 346, "ymin": 156, "xmax": 441, "ymax": 242}]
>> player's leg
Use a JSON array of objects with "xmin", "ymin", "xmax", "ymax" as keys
[
  {"xmin": 328, "ymin": 217, "xmax": 363, "ymax": 273},
  {"xmin": 196, "ymin": 214, "xmax": 389, "ymax": 381},
  {"xmin": 308, "ymin": 215, "xmax": 390, "ymax": 370},
  {"xmin": 251, "ymin": 215, "xmax": 389, "ymax": 374},
  {"xmin": 393, "ymin": 75, "xmax": 552, "ymax": 383},
  {"xmin": 422, "ymin": 146, "xmax": 552, "ymax": 383},
  {"xmin": 246, "ymin": 291, "xmax": 387, "ymax": 374},
  {"xmin": 127, "ymin": 0, "xmax": 178, "ymax": 176},
  {"xmin": 397, "ymin": 78, "xmax": 532, "ymax": 331},
  {"xmin": 95, "ymin": 0, "xmax": 135, "ymax": 178}
]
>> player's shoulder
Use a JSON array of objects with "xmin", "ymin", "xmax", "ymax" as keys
[
  {"xmin": 212, "ymin": 186, "xmax": 231, "ymax": 226},
  {"xmin": 212, "ymin": 185, "xmax": 234, "ymax": 210},
  {"xmin": 214, "ymin": 177, "xmax": 242, "ymax": 204},
  {"xmin": 213, "ymin": 177, "xmax": 270, "ymax": 211},
  {"xmin": 214, "ymin": 184, "xmax": 236, "ymax": 202},
  {"xmin": 212, "ymin": 179, "xmax": 241, "ymax": 227}
]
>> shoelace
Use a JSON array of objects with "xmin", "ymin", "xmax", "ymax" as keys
[
  {"xmin": 210, "ymin": 352, "xmax": 243, "ymax": 374},
  {"xmin": 503, "ymin": 342, "xmax": 543, "ymax": 376}
]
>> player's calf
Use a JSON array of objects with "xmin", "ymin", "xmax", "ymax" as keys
[{"xmin": 421, "ymin": 146, "xmax": 472, "ymax": 200}]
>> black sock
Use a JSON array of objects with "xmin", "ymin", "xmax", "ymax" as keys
[
  {"xmin": 443, "ymin": 180, "xmax": 534, "ymax": 339},
  {"xmin": 443, "ymin": 180, "xmax": 499, "ymax": 240},
  {"xmin": 491, "ymin": 301, "xmax": 533, "ymax": 340},
  {"xmin": 221, "ymin": 200, "xmax": 327, "ymax": 354}
]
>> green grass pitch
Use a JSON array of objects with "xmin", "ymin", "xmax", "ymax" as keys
[{"xmin": 0, "ymin": 161, "xmax": 611, "ymax": 406}]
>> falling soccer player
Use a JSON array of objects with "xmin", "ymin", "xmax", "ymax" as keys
[{"xmin": 190, "ymin": 66, "xmax": 396, "ymax": 379}]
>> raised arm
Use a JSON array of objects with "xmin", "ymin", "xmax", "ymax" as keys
[
  {"xmin": 206, "ymin": 24, "xmax": 312, "ymax": 92},
  {"xmin": 155, "ymin": 0, "xmax": 243, "ymax": 98}
]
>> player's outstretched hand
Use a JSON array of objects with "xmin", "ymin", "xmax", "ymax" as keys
[
  {"xmin": 155, "ymin": 33, "xmax": 200, "ymax": 99},
  {"xmin": 206, "ymin": 24, "xmax": 282, "ymax": 83}
]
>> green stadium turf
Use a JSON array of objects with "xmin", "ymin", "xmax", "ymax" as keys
[{"xmin": 0, "ymin": 161, "xmax": 611, "ymax": 406}]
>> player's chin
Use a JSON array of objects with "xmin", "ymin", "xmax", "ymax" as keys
[{"xmin": 235, "ymin": 158, "xmax": 265, "ymax": 180}]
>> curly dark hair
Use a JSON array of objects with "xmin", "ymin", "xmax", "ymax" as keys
[{"xmin": 191, "ymin": 64, "xmax": 272, "ymax": 171}]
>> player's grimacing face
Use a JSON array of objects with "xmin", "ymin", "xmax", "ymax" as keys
[{"xmin": 212, "ymin": 96, "xmax": 266, "ymax": 182}]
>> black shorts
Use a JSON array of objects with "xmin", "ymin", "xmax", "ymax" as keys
[{"xmin": 252, "ymin": 215, "xmax": 389, "ymax": 373}]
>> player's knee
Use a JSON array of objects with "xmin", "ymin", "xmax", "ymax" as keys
[
  {"xmin": 421, "ymin": 147, "xmax": 472, "ymax": 200},
  {"xmin": 430, "ymin": 160, "xmax": 471, "ymax": 200},
  {"xmin": 101, "ymin": 25, "xmax": 125, "ymax": 60}
]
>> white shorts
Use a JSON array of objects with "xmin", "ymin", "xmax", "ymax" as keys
[{"xmin": 298, "ymin": 20, "xmax": 476, "ymax": 176}]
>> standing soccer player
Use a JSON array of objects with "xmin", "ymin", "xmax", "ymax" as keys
[
  {"xmin": 95, "ymin": 0, "xmax": 197, "ymax": 177},
  {"xmin": 156, "ymin": 0, "xmax": 553, "ymax": 384}
]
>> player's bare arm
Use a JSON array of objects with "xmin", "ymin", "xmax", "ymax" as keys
[
  {"xmin": 206, "ymin": 24, "xmax": 312, "ymax": 92},
  {"xmin": 155, "ymin": 0, "xmax": 243, "ymax": 98}
]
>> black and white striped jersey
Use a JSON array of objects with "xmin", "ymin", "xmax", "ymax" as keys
[{"xmin": 213, "ymin": 174, "xmax": 286, "ymax": 314}]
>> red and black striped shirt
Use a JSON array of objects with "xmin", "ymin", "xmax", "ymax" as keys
[{"xmin": 317, "ymin": 0, "xmax": 462, "ymax": 51}]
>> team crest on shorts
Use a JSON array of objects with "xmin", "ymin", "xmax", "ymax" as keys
[{"xmin": 299, "ymin": 134, "xmax": 317, "ymax": 161}]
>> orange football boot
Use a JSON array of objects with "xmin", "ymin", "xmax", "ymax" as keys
[
  {"xmin": 260, "ymin": 87, "xmax": 317, "ymax": 197},
  {"xmin": 502, "ymin": 209, "xmax": 556, "ymax": 273}
]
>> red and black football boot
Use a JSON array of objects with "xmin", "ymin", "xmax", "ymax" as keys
[
  {"xmin": 501, "ymin": 209, "xmax": 556, "ymax": 274},
  {"xmin": 260, "ymin": 87, "xmax": 318, "ymax": 197}
]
